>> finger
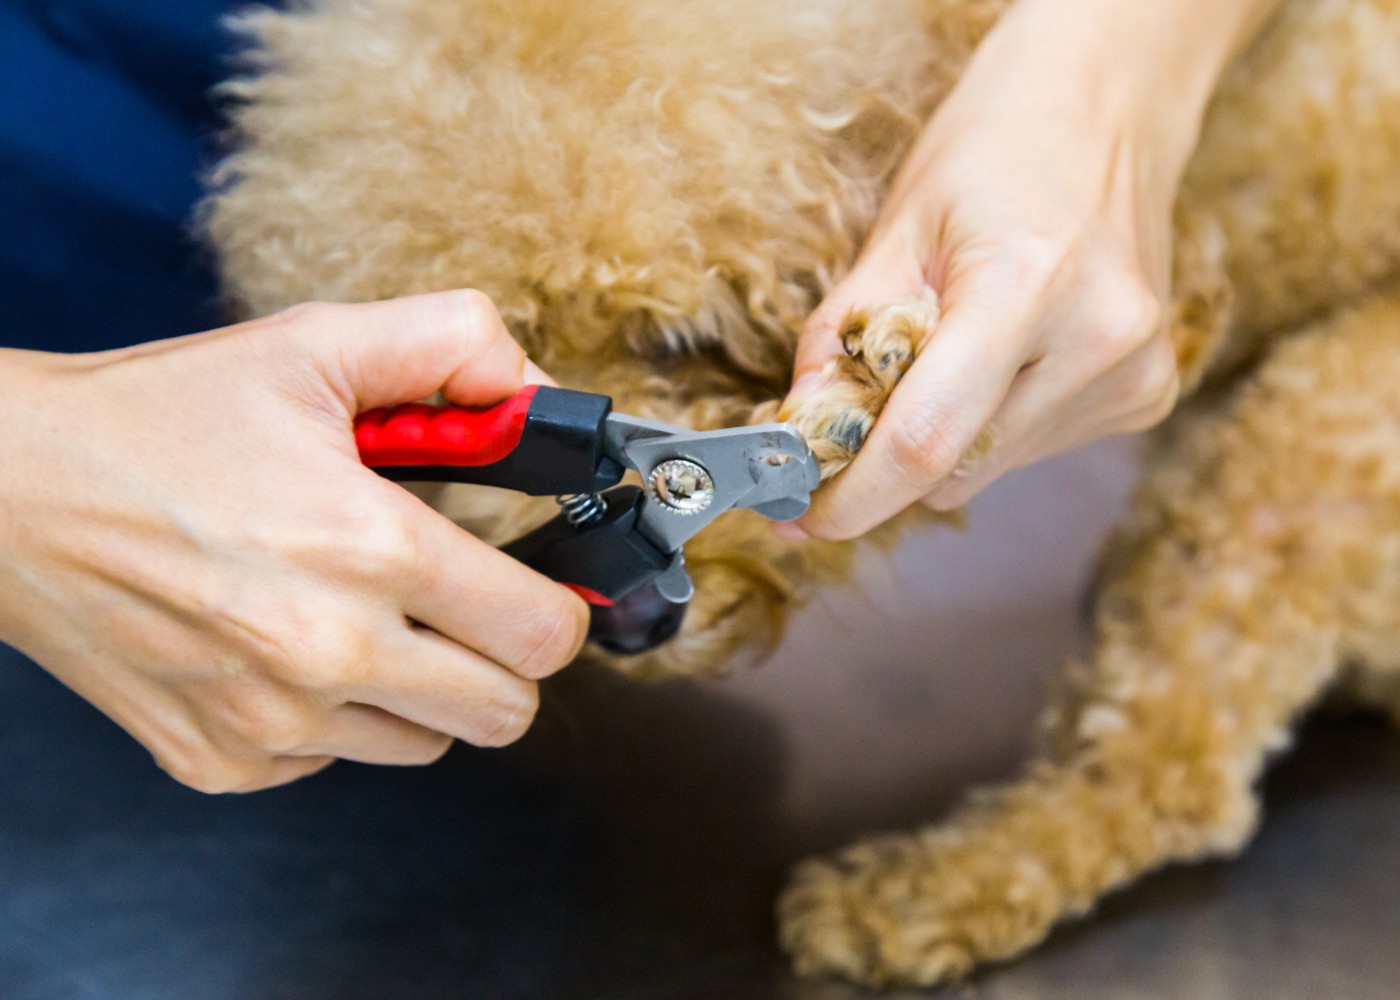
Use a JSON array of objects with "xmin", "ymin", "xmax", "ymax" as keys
[
  {"xmin": 285, "ymin": 289, "xmax": 536, "ymax": 413},
  {"xmin": 177, "ymin": 671, "xmax": 458, "ymax": 769},
  {"xmin": 399, "ymin": 502, "xmax": 590, "ymax": 680},
  {"xmin": 919, "ymin": 363, "xmax": 1067, "ymax": 511},
  {"xmin": 796, "ymin": 262, "xmax": 1036, "ymax": 539},
  {"xmin": 923, "ymin": 339, "xmax": 1178, "ymax": 510},
  {"xmin": 788, "ymin": 239, "xmax": 926, "ymax": 405},
  {"xmin": 182, "ymin": 752, "xmax": 335, "ymax": 795},
  {"xmin": 98, "ymin": 673, "xmax": 337, "ymax": 794},
  {"xmin": 295, "ymin": 703, "xmax": 454, "ymax": 766},
  {"xmin": 522, "ymin": 359, "xmax": 557, "ymax": 389},
  {"xmin": 240, "ymin": 755, "xmax": 337, "ymax": 792},
  {"xmin": 346, "ymin": 625, "xmax": 541, "ymax": 748}
]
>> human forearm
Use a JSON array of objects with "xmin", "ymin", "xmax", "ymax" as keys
[{"xmin": 956, "ymin": 0, "xmax": 1288, "ymax": 177}]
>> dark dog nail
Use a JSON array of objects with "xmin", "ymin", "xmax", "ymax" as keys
[{"xmin": 588, "ymin": 580, "xmax": 690, "ymax": 655}]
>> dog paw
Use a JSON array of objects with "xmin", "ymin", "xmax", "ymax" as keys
[
  {"xmin": 778, "ymin": 822, "xmax": 1063, "ymax": 989},
  {"xmin": 783, "ymin": 289, "xmax": 940, "ymax": 478}
]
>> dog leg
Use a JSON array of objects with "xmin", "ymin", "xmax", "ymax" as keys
[{"xmin": 779, "ymin": 295, "xmax": 1400, "ymax": 987}]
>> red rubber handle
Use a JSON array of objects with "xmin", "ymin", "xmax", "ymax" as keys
[
  {"xmin": 564, "ymin": 584, "xmax": 615, "ymax": 607},
  {"xmin": 354, "ymin": 386, "xmax": 540, "ymax": 467}
]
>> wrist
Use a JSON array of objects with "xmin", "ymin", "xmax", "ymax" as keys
[
  {"xmin": 0, "ymin": 349, "xmax": 47, "ymax": 649},
  {"xmin": 0, "ymin": 349, "xmax": 79, "ymax": 541},
  {"xmin": 965, "ymin": 0, "xmax": 1281, "ymax": 182}
]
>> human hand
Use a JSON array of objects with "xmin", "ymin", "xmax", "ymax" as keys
[
  {"xmin": 0, "ymin": 291, "xmax": 589, "ymax": 792},
  {"xmin": 783, "ymin": 0, "xmax": 1277, "ymax": 539}
]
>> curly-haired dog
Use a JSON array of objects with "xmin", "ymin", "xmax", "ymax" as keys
[{"xmin": 205, "ymin": 0, "xmax": 1400, "ymax": 987}]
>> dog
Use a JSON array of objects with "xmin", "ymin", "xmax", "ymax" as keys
[{"xmin": 205, "ymin": 0, "xmax": 1400, "ymax": 986}]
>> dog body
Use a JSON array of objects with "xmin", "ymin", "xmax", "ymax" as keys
[{"xmin": 208, "ymin": 0, "xmax": 1400, "ymax": 986}]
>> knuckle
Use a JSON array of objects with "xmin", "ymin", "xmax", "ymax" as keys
[
  {"xmin": 233, "ymin": 701, "xmax": 316, "ymax": 755},
  {"xmin": 412, "ymin": 734, "xmax": 456, "ymax": 766},
  {"xmin": 886, "ymin": 404, "xmax": 964, "ymax": 489},
  {"xmin": 454, "ymin": 287, "xmax": 497, "ymax": 315},
  {"xmin": 441, "ymin": 288, "xmax": 501, "ymax": 339},
  {"xmin": 513, "ymin": 595, "xmax": 589, "ymax": 679},
  {"xmin": 1002, "ymin": 229, "xmax": 1077, "ymax": 284},
  {"xmin": 1093, "ymin": 273, "xmax": 1164, "ymax": 356},
  {"xmin": 1123, "ymin": 367, "xmax": 1181, "ymax": 432},
  {"xmin": 1122, "ymin": 340, "xmax": 1181, "ymax": 420},
  {"xmin": 267, "ymin": 300, "xmax": 338, "ymax": 331},
  {"xmin": 158, "ymin": 749, "xmax": 261, "ymax": 796},
  {"xmin": 477, "ymin": 682, "xmax": 539, "ymax": 748},
  {"xmin": 351, "ymin": 510, "xmax": 420, "ymax": 583},
  {"xmin": 1155, "ymin": 368, "xmax": 1182, "ymax": 419},
  {"xmin": 1143, "ymin": 347, "xmax": 1181, "ymax": 408},
  {"xmin": 279, "ymin": 619, "xmax": 376, "ymax": 692}
]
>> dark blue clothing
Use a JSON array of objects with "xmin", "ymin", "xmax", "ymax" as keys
[{"xmin": 0, "ymin": 0, "xmax": 240, "ymax": 353}]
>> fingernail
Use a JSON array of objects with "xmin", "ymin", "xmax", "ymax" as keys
[
  {"xmin": 523, "ymin": 360, "xmax": 558, "ymax": 388},
  {"xmin": 780, "ymin": 372, "xmax": 824, "ymax": 418}
]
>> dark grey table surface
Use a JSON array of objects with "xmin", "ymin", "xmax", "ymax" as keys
[{"xmin": 5, "ymin": 442, "xmax": 1400, "ymax": 1000}]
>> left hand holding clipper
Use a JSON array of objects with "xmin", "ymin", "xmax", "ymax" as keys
[{"xmin": 0, "ymin": 291, "xmax": 588, "ymax": 792}]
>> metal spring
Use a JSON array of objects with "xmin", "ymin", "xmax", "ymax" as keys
[{"xmin": 558, "ymin": 492, "xmax": 607, "ymax": 528}]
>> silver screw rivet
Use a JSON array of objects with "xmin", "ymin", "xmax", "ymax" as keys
[{"xmin": 648, "ymin": 459, "xmax": 715, "ymax": 515}]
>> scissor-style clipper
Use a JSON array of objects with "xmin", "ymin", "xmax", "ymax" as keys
[{"xmin": 355, "ymin": 386, "xmax": 819, "ymax": 652}]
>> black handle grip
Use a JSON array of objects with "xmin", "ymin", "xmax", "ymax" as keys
[{"xmin": 501, "ymin": 487, "xmax": 671, "ymax": 604}]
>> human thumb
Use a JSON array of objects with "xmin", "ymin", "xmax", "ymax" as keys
[
  {"xmin": 285, "ymin": 289, "xmax": 547, "ymax": 416},
  {"xmin": 783, "ymin": 242, "xmax": 929, "ymax": 416}
]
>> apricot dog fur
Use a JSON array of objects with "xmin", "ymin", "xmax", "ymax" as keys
[{"xmin": 205, "ymin": 0, "xmax": 1400, "ymax": 987}]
